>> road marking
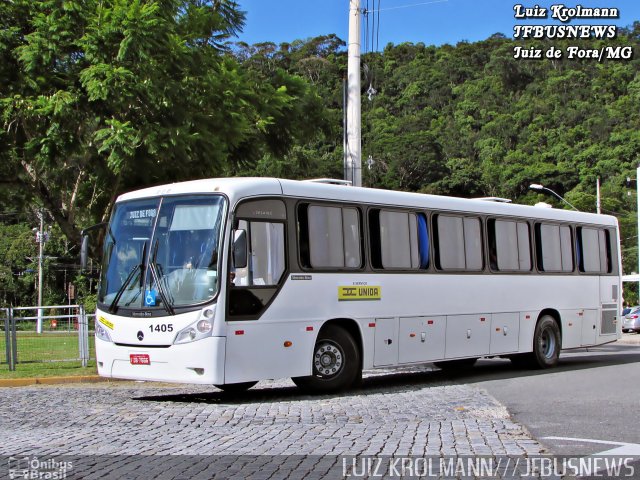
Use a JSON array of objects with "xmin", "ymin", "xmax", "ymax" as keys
[
  {"xmin": 543, "ymin": 436, "xmax": 632, "ymax": 448},
  {"xmin": 543, "ymin": 435, "xmax": 640, "ymax": 455}
]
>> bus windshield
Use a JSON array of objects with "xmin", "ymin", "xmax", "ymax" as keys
[{"xmin": 98, "ymin": 195, "xmax": 226, "ymax": 312}]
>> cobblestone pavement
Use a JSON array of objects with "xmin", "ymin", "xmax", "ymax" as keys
[{"xmin": 0, "ymin": 367, "xmax": 547, "ymax": 478}]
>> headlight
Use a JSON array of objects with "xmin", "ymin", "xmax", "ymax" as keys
[
  {"xmin": 174, "ymin": 310, "xmax": 215, "ymax": 345},
  {"xmin": 197, "ymin": 319, "xmax": 212, "ymax": 333},
  {"xmin": 95, "ymin": 321, "xmax": 113, "ymax": 342},
  {"xmin": 174, "ymin": 328, "xmax": 197, "ymax": 344}
]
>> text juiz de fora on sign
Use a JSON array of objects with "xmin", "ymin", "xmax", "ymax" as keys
[{"xmin": 511, "ymin": 4, "xmax": 633, "ymax": 61}]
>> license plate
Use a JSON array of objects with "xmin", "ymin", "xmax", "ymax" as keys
[{"xmin": 130, "ymin": 354, "xmax": 150, "ymax": 365}]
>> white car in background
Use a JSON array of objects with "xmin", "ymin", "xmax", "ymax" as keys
[{"xmin": 622, "ymin": 306, "xmax": 640, "ymax": 333}]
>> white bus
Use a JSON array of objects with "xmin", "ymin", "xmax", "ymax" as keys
[{"xmin": 86, "ymin": 177, "xmax": 622, "ymax": 393}]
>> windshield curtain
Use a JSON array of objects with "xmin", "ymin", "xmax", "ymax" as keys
[{"xmin": 98, "ymin": 195, "xmax": 226, "ymax": 311}]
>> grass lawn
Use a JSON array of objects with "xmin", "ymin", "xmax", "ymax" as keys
[
  {"xmin": 0, "ymin": 360, "xmax": 97, "ymax": 378},
  {"xmin": 1, "ymin": 331, "xmax": 97, "ymax": 378}
]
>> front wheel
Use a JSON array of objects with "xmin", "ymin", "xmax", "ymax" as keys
[{"xmin": 292, "ymin": 325, "xmax": 361, "ymax": 394}]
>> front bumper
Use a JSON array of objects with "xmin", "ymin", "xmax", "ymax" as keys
[{"xmin": 96, "ymin": 336, "xmax": 226, "ymax": 384}]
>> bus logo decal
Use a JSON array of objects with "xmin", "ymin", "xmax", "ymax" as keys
[{"xmin": 338, "ymin": 285, "xmax": 381, "ymax": 301}]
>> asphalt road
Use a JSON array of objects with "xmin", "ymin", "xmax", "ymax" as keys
[
  {"xmin": 452, "ymin": 338, "xmax": 640, "ymax": 459},
  {"xmin": 424, "ymin": 338, "xmax": 640, "ymax": 478}
]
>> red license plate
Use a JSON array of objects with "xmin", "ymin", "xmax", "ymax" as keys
[{"xmin": 130, "ymin": 354, "xmax": 150, "ymax": 365}]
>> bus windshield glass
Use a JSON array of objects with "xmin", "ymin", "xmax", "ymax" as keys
[{"xmin": 98, "ymin": 195, "xmax": 226, "ymax": 311}]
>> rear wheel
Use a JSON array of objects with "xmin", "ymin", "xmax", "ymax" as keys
[
  {"xmin": 433, "ymin": 358, "xmax": 478, "ymax": 370},
  {"xmin": 214, "ymin": 381, "xmax": 257, "ymax": 393},
  {"xmin": 511, "ymin": 315, "xmax": 561, "ymax": 369},
  {"xmin": 292, "ymin": 324, "xmax": 361, "ymax": 393},
  {"xmin": 532, "ymin": 315, "xmax": 561, "ymax": 368}
]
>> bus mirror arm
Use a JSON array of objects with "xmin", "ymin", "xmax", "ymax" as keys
[
  {"xmin": 80, "ymin": 222, "xmax": 107, "ymax": 236},
  {"xmin": 233, "ymin": 229, "xmax": 248, "ymax": 269},
  {"xmin": 80, "ymin": 235, "xmax": 90, "ymax": 272},
  {"xmin": 79, "ymin": 222, "xmax": 107, "ymax": 272}
]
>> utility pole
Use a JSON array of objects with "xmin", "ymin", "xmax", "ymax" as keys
[
  {"xmin": 36, "ymin": 210, "xmax": 45, "ymax": 333},
  {"xmin": 596, "ymin": 177, "xmax": 601, "ymax": 214},
  {"xmin": 34, "ymin": 209, "xmax": 50, "ymax": 334},
  {"xmin": 637, "ymin": 165, "xmax": 640, "ymax": 299},
  {"xmin": 345, "ymin": 0, "xmax": 362, "ymax": 187}
]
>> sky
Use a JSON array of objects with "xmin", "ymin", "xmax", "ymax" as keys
[{"xmin": 236, "ymin": 0, "xmax": 640, "ymax": 48}]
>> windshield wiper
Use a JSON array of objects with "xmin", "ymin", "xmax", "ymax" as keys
[
  {"xmin": 108, "ymin": 242, "xmax": 147, "ymax": 313},
  {"xmin": 149, "ymin": 240, "xmax": 175, "ymax": 316},
  {"xmin": 108, "ymin": 264, "xmax": 140, "ymax": 314}
]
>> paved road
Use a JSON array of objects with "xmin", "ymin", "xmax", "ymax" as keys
[
  {"xmin": 475, "ymin": 342, "xmax": 640, "ymax": 455},
  {"xmin": 2, "ymin": 337, "xmax": 639, "ymax": 478},
  {"xmin": 0, "ymin": 369, "xmax": 544, "ymax": 478},
  {"xmin": 469, "ymin": 339, "xmax": 640, "ymax": 480}
]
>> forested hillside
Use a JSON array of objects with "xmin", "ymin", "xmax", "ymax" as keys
[
  {"xmin": 1, "ymin": 0, "xmax": 639, "ymax": 306},
  {"xmin": 233, "ymin": 27, "xmax": 640, "ymax": 297}
]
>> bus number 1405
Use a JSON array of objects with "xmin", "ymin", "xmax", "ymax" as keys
[{"xmin": 149, "ymin": 324, "xmax": 173, "ymax": 333}]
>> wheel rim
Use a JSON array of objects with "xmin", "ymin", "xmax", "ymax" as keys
[
  {"xmin": 313, "ymin": 340, "xmax": 344, "ymax": 378},
  {"xmin": 539, "ymin": 326, "xmax": 556, "ymax": 359}
]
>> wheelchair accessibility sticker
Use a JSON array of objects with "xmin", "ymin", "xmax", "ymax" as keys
[{"xmin": 145, "ymin": 289, "xmax": 157, "ymax": 306}]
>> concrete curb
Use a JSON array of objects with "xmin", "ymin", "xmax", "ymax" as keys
[
  {"xmin": 0, "ymin": 375, "xmax": 110, "ymax": 388},
  {"xmin": 616, "ymin": 333, "xmax": 640, "ymax": 345}
]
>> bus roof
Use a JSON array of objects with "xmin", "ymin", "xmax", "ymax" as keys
[{"xmin": 116, "ymin": 177, "xmax": 617, "ymax": 227}]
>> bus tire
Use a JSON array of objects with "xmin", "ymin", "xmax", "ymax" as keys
[
  {"xmin": 292, "ymin": 325, "xmax": 361, "ymax": 394},
  {"xmin": 531, "ymin": 315, "xmax": 561, "ymax": 368},
  {"xmin": 214, "ymin": 381, "xmax": 257, "ymax": 393},
  {"xmin": 433, "ymin": 358, "xmax": 478, "ymax": 370}
]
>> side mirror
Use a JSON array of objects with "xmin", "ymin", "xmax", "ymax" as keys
[
  {"xmin": 232, "ymin": 230, "xmax": 247, "ymax": 269},
  {"xmin": 79, "ymin": 222, "xmax": 107, "ymax": 272},
  {"xmin": 80, "ymin": 234, "xmax": 90, "ymax": 272}
]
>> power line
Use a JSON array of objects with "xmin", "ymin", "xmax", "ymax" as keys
[
  {"xmin": 376, "ymin": 0, "xmax": 381, "ymax": 52},
  {"xmin": 370, "ymin": 0, "xmax": 447, "ymax": 13}
]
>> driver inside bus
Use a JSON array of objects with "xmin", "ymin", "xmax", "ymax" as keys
[
  {"xmin": 115, "ymin": 243, "xmax": 138, "ymax": 281},
  {"xmin": 182, "ymin": 235, "xmax": 204, "ymax": 270}
]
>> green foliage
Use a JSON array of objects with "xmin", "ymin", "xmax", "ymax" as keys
[
  {"xmin": 2, "ymin": 3, "xmax": 640, "ymax": 307},
  {"xmin": 0, "ymin": 223, "xmax": 36, "ymax": 307},
  {"xmin": 0, "ymin": 0, "xmax": 326, "ymax": 249}
]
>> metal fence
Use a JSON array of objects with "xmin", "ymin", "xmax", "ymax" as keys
[{"xmin": 1, "ymin": 305, "xmax": 94, "ymax": 371}]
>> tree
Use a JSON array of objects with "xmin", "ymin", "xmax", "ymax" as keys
[{"xmin": 1, "ymin": 0, "xmax": 327, "ymax": 251}]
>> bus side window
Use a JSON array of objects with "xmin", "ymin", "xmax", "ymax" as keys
[
  {"xmin": 299, "ymin": 204, "xmax": 362, "ymax": 270},
  {"xmin": 232, "ymin": 220, "xmax": 285, "ymax": 287},
  {"xmin": 602, "ymin": 229, "xmax": 612, "ymax": 273},
  {"xmin": 535, "ymin": 223, "xmax": 573, "ymax": 272},
  {"xmin": 577, "ymin": 227, "xmax": 611, "ymax": 274},
  {"xmin": 416, "ymin": 213, "xmax": 429, "ymax": 269},
  {"xmin": 434, "ymin": 214, "xmax": 483, "ymax": 271},
  {"xmin": 488, "ymin": 219, "xmax": 531, "ymax": 272},
  {"xmin": 371, "ymin": 210, "xmax": 428, "ymax": 270}
]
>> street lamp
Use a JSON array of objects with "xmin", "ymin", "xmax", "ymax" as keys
[{"xmin": 529, "ymin": 183, "xmax": 579, "ymax": 211}]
